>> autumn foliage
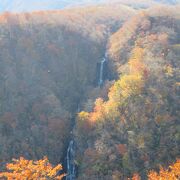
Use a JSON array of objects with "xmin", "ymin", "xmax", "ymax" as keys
[
  {"xmin": 0, "ymin": 2, "xmax": 135, "ymax": 167},
  {"xmin": 0, "ymin": 2, "xmax": 179, "ymax": 180},
  {"xmin": 0, "ymin": 157, "xmax": 64, "ymax": 180},
  {"xmin": 129, "ymin": 159, "xmax": 180, "ymax": 179},
  {"xmin": 148, "ymin": 159, "xmax": 180, "ymax": 180},
  {"xmin": 75, "ymin": 6, "xmax": 180, "ymax": 180}
]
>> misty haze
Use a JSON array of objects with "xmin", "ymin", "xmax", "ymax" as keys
[{"xmin": 0, "ymin": 0, "xmax": 179, "ymax": 179}]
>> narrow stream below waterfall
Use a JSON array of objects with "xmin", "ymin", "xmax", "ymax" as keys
[
  {"xmin": 66, "ymin": 140, "xmax": 76, "ymax": 180},
  {"xmin": 64, "ymin": 53, "xmax": 108, "ymax": 179}
]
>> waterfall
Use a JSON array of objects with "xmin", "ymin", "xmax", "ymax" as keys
[
  {"xmin": 98, "ymin": 55, "xmax": 107, "ymax": 86},
  {"xmin": 66, "ymin": 140, "xmax": 76, "ymax": 180},
  {"xmin": 65, "ymin": 53, "xmax": 108, "ymax": 179},
  {"xmin": 65, "ymin": 106, "xmax": 80, "ymax": 180}
]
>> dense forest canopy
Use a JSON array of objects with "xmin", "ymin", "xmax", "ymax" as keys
[
  {"xmin": 0, "ymin": 1, "xmax": 179, "ymax": 180},
  {"xmin": 75, "ymin": 5, "xmax": 180, "ymax": 179},
  {"xmin": 0, "ymin": 3, "xmax": 135, "ymax": 166}
]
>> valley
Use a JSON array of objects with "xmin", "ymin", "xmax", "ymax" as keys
[{"xmin": 0, "ymin": 1, "xmax": 179, "ymax": 180}]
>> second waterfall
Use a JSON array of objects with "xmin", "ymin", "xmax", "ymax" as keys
[{"xmin": 66, "ymin": 140, "xmax": 76, "ymax": 180}]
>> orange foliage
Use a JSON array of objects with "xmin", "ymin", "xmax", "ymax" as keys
[
  {"xmin": 109, "ymin": 13, "xmax": 147, "ymax": 60},
  {"xmin": 89, "ymin": 98, "xmax": 105, "ymax": 123},
  {"xmin": 148, "ymin": 159, "xmax": 180, "ymax": 180},
  {"xmin": 118, "ymin": 74, "xmax": 144, "ymax": 98},
  {"xmin": 132, "ymin": 173, "xmax": 141, "ymax": 180},
  {"xmin": 0, "ymin": 157, "xmax": 64, "ymax": 180},
  {"xmin": 77, "ymin": 111, "xmax": 93, "ymax": 132},
  {"xmin": 128, "ymin": 47, "xmax": 149, "ymax": 78}
]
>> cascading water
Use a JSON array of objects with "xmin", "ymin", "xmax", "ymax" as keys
[
  {"xmin": 66, "ymin": 140, "xmax": 76, "ymax": 180},
  {"xmin": 65, "ymin": 53, "xmax": 108, "ymax": 179},
  {"xmin": 98, "ymin": 54, "xmax": 107, "ymax": 86},
  {"xmin": 65, "ymin": 105, "xmax": 81, "ymax": 180}
]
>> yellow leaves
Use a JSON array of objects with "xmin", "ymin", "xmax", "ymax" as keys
[
  {"xmin": 119, "ymin": 74, "xmax": 144, "ymax": 98},
  {"xmin": 108, "ymin": 80, "xmax": 122, "ymax": 102},
  {"xmin": 148, "ymin": 159, "xmax": 180, "ymax": 180},
  {"xmin": 131, "ymin": 47, "xmax": 144, "ymax": 62},
  {"xmin": 128, "ymin": 47, "xmax": 149, "ymax": 78},
  {"xmin": 76, "ymin": 46, "xmax": 146, "ymax": 133},
  {"xmin": 77, "ymin": 111, "xmax": 90, "ymax": 127},
  {"xmin": 90, "ymin": 98, "xmax": 105, "ymax": 122},
  {"xmin": 164, "ymin": 64, "xmax": 174, "ymax": 77},
  {"xmin": 108, "ymin": 74, "xmax": 144, "ymax": 103},
  {"xmin": 129, "ymin": 59, "xmax": 145, "ymax": 73},
  {"xmin": 119, "ymin": 47, "xmax": 145, "ymax": 98},
  {"xmin": 104, "ymin": 100, "xmax": 120, "ymax": 120},
  {"xmin": 94, "ymin": 98, "xmax": 104, "ymax": 112},
  {"xmin": 95, "ymin": 47, "xmax": 145, "ymax": 122},
  {"xmin": 0, "ymin": 157, "xmax": 64, "ymax": 180},
  {"xmin": 78, "ymin": 111, "xmax": 89, "ymax": 121}
]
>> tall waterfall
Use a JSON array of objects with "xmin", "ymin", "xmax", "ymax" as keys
[
  {"xmin": 98, "ymin": 54, "xmax": 107, "ymax": 86},
  {"xmin": 65, "ymin": 53, "xmax": 108, "ymax": 179},
  {"xmin": 66, "ymin": 140, "xmax": 76, "ymax": 180}
]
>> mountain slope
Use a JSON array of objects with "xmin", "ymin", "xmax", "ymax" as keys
[
  {"xmin": 0, "ymin": 3, "xmax": 136, "ymax": 166},
  {"xmin": 75, "ymin": 5, "xmax": 180, "ymax": 179}
]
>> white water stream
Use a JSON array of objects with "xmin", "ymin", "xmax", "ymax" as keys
[{"xmin": 65, "ymin": 53, "xmax": 108, "ymax": 179}]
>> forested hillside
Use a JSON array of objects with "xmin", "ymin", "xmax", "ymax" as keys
[
  {"xmin": 0, "ymin": 1, "xmax": 179, "ymax": 180},
  {"xmin": 0, "ymin": 4, "xmax": 135, "ymax": 167},
  {"xmin": 75, "ymin": 5, "xmax": 180, "ymax": 179},
  {"xmin": 0, "ymin": 0, "xmax": 105, "ymax": 12}
]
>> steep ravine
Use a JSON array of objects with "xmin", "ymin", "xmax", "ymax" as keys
[{"xmin": 64, "ymin": 53, "xmax": 109, "ymax": 180}]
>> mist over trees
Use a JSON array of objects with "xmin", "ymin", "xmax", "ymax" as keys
[
  {"xmin": 75, "ymin": 5, "xmax": 180, "ymax": 180},
  {"xmin": 0, "ymin": 3, "xmax": 135, "ymax": 167},
  {"xmin": 0, "ymin": 1, "xmax": 179, "ymax": 180}
]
